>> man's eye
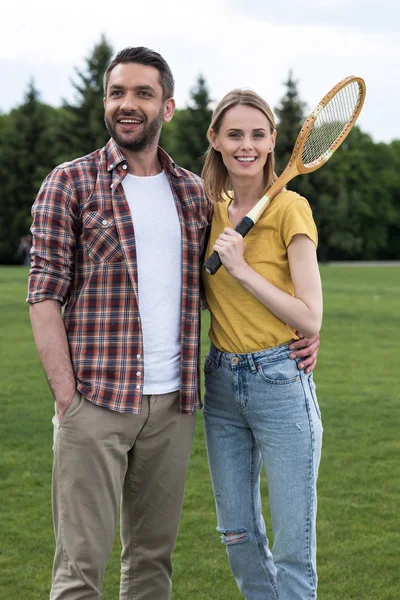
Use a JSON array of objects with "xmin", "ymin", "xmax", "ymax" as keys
[{"xmin": 110, "ymin": 91, "xmax": 122, "ymax": 97}]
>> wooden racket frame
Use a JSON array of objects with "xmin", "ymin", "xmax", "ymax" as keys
[{"xmin": 246, "ymin": 75, "xmax": 366, "ymax": 224}]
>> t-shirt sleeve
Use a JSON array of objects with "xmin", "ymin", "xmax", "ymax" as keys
[{"xmin": 281, "ymin": 196, "xmax": 318, "ymax": 248}]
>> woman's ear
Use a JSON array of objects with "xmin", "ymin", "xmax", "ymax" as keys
[
  {"xmin": 209, "ymin": 128, "xmax": 220, "ymax": 151},
  {"xmin": 269, "ymin": 129, "xmax": 277, "ymax": 152}
]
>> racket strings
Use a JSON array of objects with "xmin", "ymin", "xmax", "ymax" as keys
[{"xmin": 302, "ymin": 81, "xmax": 362, "ymax": 166}]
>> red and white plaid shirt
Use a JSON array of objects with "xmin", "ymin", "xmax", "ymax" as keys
[{"xmin": 27, "ymin": 139, "xmax": 212, "ymax": 414}]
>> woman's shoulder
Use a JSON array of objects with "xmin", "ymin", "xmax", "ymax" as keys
[
  {"xmin": 274, "ymin": 189, "xmax": 308, "ymax": 206},
  {"xmin": 213, "ymin": 192, "xmax": 231, "ymax": 212},
  {"xmin": 272, "ymin": 189, "xmax": 313, "ymax": 216}
]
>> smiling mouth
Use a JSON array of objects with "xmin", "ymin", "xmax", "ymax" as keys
[
  {"xmin": 118, "ymin": 118, "xmax": 143, "ymax": 125},
  {"xmin": 235, "ymin": 157, "xmax": 256, "ymax": 163}
]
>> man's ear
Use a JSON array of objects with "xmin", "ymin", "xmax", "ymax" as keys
[{"xmin": 163, "ymin": 98, "xmax": 176, "ymax": 123}]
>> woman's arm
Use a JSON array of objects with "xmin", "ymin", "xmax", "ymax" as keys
[{"xmin": 213, "ymin": 229, "xmax": 323, "ymax": 339}]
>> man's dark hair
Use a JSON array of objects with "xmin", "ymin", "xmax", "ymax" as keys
[{"xmin": 103, "ymin": 46, "xmax": 175, "ymax": 100}]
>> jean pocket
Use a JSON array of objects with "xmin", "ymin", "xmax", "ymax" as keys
[
  {"xmin": 308, "ymin": 377, "xmax": 321, "ymax": 420},
  {"xmin": 204, "ymin": 356, "xmax": 216, "ymax": 375},
  {"xmin": 257, "ymin": 358, "xmax": 300, "ymax": 385}
]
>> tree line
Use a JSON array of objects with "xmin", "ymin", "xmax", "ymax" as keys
[{"xmin": 1, "ymin": 35, "xmax": 399, "ymax": 264}]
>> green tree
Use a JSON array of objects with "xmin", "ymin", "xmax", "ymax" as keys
[
  {"xmin": 57, "ymin": 34, "xmax": 114, "ymax": 161},
  {"xmin": 274, "ymin": 71, "xmax": 306, "ymax": 175},
  {"xmin": 306, "ymin": 128, "xmax": 400, "ymax": 261},
  {"xmin": 274, "ymin": 71, "xmax": 315, "ymax": 219},
  {"xmin": 160, "ymin": 75, "xmax": 212, "ymax": 174},
  {"xmin": 0, "ymin": 81, "xmax": 60, "ymax": 263},
  {"xmin": 274, "ymin": 73, "xmax": 400, "ymax": 261},
  {"xmin": 377, "ymin": 139, "xmax": 400, "ymax": 259}
]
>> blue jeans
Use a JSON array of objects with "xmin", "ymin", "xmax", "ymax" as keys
[{"xmin": 203, "ymin": 343, "xmax": 323, "ymax": 600}]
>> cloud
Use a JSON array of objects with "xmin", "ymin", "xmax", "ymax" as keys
[
  {"xmin": 228, "ymin": 0, "xmax": 400, "ymax": 32},
  {"xmin": 0, "ymin": 0, "xmax": 399, "ymax": 142}
]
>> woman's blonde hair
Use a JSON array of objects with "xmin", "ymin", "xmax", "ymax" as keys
[{"xmin": 202, "ymin": 89, "xmax": 277, "ymax": 203}]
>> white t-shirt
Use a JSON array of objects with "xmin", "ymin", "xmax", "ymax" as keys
[{"xmin": 122, "ymin": 171, "xmax": 182, "ymax": 394}]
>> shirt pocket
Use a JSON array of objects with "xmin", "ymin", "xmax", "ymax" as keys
[{"xmin": 83, "ymin": 210, "xmax": 124, "ymax": 263}]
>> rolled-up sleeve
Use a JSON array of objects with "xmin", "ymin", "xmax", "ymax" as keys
[{"xmin": 27, "ymin": 167, "xmax": 79, "ymax": 305}]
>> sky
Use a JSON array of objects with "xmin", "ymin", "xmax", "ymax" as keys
[{"xmin": 1, "ymin": 0, "xmax": 399, "ymax": 143}]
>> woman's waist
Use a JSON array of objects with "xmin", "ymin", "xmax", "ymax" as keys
[{"xmin": 207, "ymin": 341, "xmax": 295, "ymax": 370}]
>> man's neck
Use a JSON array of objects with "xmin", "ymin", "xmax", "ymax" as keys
[{"xmin": 118, "ymin": 144, "xmax": 163, "ymax": 177}]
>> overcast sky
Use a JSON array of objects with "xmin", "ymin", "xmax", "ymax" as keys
[{"xmin": 1, "ymin": 0, "xmax": 398, "ymax": 143}]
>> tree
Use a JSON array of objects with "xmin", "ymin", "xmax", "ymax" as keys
[
  {"xmin": 160, "ymin": 75, "xmax": 213, "ymax": 174},
  {"xmin": 274, "ymin": 71, "xmax": 316, "ymax": 218},
  {"xmin": 382, "ymin": 140, "xmax": 400, "ymax": 259},
  {"xmin": 306, "ymin": 128, "xmax": 400, "ymax": 261},
  {"xmin": 0, "ymin": 81, "xmax": 60, "ymax": 263},
  {"xmin": 274, "ymin": 73, "xmax": 400, "ymax": 261},
  {"xmin": 274, "ymin": 71, "xmax": 306, "ymax": 175},
  {"xmin": 57, "ymin": 35, "xmax": 114, "ymax": 161}
]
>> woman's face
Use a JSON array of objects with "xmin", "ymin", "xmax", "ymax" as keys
[{"xmin": 211, "ymin": 104, "xmax": 276, "ymax": 181}]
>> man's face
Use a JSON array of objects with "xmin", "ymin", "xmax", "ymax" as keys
[{"xmin": 104, "ymin": 62, "xmax": 175, "ymax": 152}]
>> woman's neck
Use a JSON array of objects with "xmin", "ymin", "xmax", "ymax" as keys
[
  {"xmin": 229, "ymin": 175, "xmax": 264, "ymax": 212},
  {"xmin": 228, "ymin": 176, "xmax": 265, "ymax": 227}
]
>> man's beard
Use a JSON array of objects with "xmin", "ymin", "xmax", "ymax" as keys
[{"xmin": 105, "ymin": 106, "xmax": 165, "ymax": 152}]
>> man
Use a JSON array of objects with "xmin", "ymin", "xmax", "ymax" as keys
[{"xmin": 28, "ymin": 47, "xmax": 319, "ymax": 599}]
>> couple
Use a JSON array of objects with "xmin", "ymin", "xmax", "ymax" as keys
[{"xmin": 28, "ymin": 46, "xmax": 322, "ymax": 600}]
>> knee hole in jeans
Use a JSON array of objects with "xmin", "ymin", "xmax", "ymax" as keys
[{"xmin": 220, "ymin": 529, "xmax": 247, "ymax": 545}]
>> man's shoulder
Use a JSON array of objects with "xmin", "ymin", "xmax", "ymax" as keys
[
  {"xmin": 169, "ymin": 164, "xmax": 211, "ymax": 223},
  {"xmin": 54, "ymin": 147, "xmax": 105, "ymax": 179},
  {"xmin": 173, "ymin": 164, "xmax": 204, "ymax": 185}
]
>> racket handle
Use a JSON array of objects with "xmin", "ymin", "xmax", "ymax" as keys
[
  {"xmin": 235, "ymin": 216, "xmax": 255, "ymax": 237},
  {"xmin": 202, "ymin": 216, "xmax": 255, "ymax": 275}
]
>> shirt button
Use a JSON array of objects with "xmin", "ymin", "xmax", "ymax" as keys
[
  {"xmin": 102, "ymin": 219, "xmax": 107, "ymax": 226},
  {"xmin": 136, "ymin": 384, "xmax": 141, "ymax": 389},
  {"xmin": 136, "ymin": 371, "xmax": 141, "ymax": 376},
  {"xmin": 136, "ymin": 354, "xmax": 141, "ymax": 359},
  {"xmin": 110, "ymin": 164, "xmax": 114, "ymax": 169},
  {"xmin": 122, "ymin": 164, "xmax": 128, "ymax": 170},
  {"xmin": 110, "ymin": 183, "xmax": 113, "ymax": 189}
]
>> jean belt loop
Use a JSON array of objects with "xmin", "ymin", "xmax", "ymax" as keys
[
  {"xmin": 247, "ymin": 353, "xmax": 257, "ymax": 373},
  {"xmin": 215, "ymin": 348, "xmax": 222, "ymax": 367}
]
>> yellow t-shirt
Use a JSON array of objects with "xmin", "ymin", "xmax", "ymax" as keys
[{"xmin": 202, "ymin": 190, "xmax": 318, "ymax": 353}]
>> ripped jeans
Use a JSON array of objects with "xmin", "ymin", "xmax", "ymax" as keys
[{"xmin": 203, "ymin": 343, "xmax": 323, "ymax": 600}]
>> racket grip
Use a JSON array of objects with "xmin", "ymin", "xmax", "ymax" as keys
[
  {"xmin": 234, "ymin": 216, "xmax": 255, "ymax": 238},
  {"xmin": 202, "ymin": 216, "xmax": 255, "ymax": 275},
  {"xmin": 203, "ymin": 250, "xmax": 222, "ymax": 275}
]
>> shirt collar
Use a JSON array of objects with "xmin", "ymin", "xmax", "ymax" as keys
[{"xmin": 105, "ymin": 138, "xmax": 182, "ymax": 177}]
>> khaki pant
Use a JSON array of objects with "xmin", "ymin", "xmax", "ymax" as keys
[{"xmin": 50, "ymin": 391, "xmax": 196, "ymax": 600}]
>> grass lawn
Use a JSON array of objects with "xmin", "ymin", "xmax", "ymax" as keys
[{"xmin": 0, "ymin": 265, "xmax": 399, "ymax": 599}]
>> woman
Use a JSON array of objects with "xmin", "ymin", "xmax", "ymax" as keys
[{"xmin": 201, "ymin": 89, "xmax": 323, "ymax": 600}]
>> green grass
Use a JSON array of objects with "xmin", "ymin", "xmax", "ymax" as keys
[{"xmin": 0, "ymin": 266, "xmax": 399, "ymax": 599}]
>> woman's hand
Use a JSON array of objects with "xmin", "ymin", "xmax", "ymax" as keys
[{"xmin": 213, "ymin": 228, "xmax": 248, "ymax": 277}]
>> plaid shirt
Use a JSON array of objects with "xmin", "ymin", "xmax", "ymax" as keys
[{"xmin": 27, "ymin": 139, "xmax": 212, "ymax": 414}]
